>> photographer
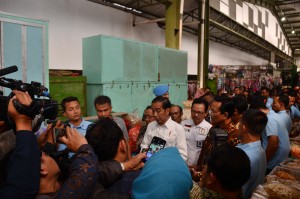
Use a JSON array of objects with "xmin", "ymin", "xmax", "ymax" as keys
[
  {"xmin": 0, "ymin": 90, "xmax": 40, "ymax": 199},
  {"xmin": 37, "ymin": 122, "xmax": 99, "ymax": 199}
]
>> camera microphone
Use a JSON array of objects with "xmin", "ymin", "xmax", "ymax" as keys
[{"xmin": 0, "ymin": 65, "xmax": 18, "ymax": 77}]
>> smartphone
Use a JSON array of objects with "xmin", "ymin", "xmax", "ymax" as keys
[
  {"xmin": 53, "ymin": 128, "xmax": 66, "ymax": 143},
  {"xmin": 142, "ymin": 136, "xmax": 166, "ymax": 162}
]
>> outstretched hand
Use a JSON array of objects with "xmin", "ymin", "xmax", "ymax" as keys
[
  {"xmin": 60, "ymin": 126, "xmax": 88, "ymax": 152},
  {"xmin": 123, "ymin": 152, "xmax": 147, "ymax": 171}
]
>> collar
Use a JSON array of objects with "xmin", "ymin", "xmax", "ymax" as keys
[
  {"xmin": 69, "ymin": 118, "xmax": 89, "ymax": 129},
  {"xmin": 268, "ymin": 110, "xmax": 275, "ymax": 115},
  {"xmin": 278, "ymin": 110, "xmax": 288, "ymax": 114},
  {"xmin": 156, "ymin": 117, "xmax": 173, "ymax": 129},
  {"xmin": 237, "ymin": 140, "xmax": 261, "ymax": 149},
  {"xmin": 195, "ymin": 119, "xmax": 208, "ymax": 128}
]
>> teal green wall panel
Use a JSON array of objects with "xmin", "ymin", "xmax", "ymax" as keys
[
  {"xmin": 86, "ymin": 84, "xmax": 104, "ymax": 116},
  {"xmin": 141, "ymin": 44, "xmax": 157, "ymax": 81},
  {"xmin": 124, "ymin": 40, "xmax": 141, "ymax": 81},
  {"xmin": 103, "ymin": 84, "xmax": 132, "ymax": 113},
  {"xmin": 86, "ymin": 83, "xmax": 188, "ymax": 118},
  {"xmin": 158, "ymin": 47, "xmax": 188, "ymax": 83},
  {"xmin": 101, "ymin": 37, "xmax": 124, "ymax": 82},
  {"xmin": 26, "ymin": 26, "xmax": 43, "ymax": 84},
  {"xmin": 168, "ymin": 83, "xmax": 188, "ymax": 109},
  {"xmin": 131, "ymin": 83, "xmax": 155, "ymax": 115},
  {"xmin": 83, "ymin": 35, "xmax": 188, "ymax": 118},
  {"xmin": 83, "ymin": 36, "xmax": 102, "ymax": 84},
  {"xmin": 87, "ymin": 83, "xmax": 132, "ymax": 116},
  {"xmin": 83, "ymin": 35, "xmax": 124, "ymax": 84}
]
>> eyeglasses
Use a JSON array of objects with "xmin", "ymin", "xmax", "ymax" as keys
[
  {"xmin": 143, "ymin": 115, "xmax": 154, "ymax": 119},
  {"xmin": 191, "ymin": 110, "xmax": 205, "ymax": 115},
  {"xmin": 209, "ymin": 108, "xmax": 220, "ymax": 114}
]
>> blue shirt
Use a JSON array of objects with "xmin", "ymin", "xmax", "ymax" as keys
[
  {"xmin": 277, "ymin": 110, "xmax": 292, "ymax": 133},
  {"xmin": 237, "ymin": 141, "xmax": 266, "ymax": 199},
  {"xmin": 266, "ymin": 97, "xmax": 273, "ymax": 110},
  {"xmin": 262, "ymin": 110, "xmax": 290, "ymax": 169},
  {"xmin": 290, "ymin": 105, "xmax": 300, "ymax": 119},
  {"xmin": 58, "ymin": 118, "xmax": 92, "ymax": 153}
]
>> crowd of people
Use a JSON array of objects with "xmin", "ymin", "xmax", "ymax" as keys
[{"xmin": 0, "ymin": 83, "xmax": 300, "ymax": 199}]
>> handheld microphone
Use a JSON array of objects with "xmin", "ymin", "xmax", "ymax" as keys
[{"xmin": 0, "ymin": 65, "xmax": 18, "ymax": 77}]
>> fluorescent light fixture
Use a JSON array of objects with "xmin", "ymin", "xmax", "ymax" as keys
[{"xmin": 112, "ymin": 3, "xmax": 142, "ymax": 14}]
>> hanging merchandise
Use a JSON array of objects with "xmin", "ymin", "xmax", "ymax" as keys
[
  {"xmin": 208, "ymin": 65, "xmax": 283, "ymax": 94},
  {"xmin": 217, "ymin": 77, "xmax": 223, "ymax": 90}
]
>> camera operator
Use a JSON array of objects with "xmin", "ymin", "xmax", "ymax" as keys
[
  {"xmin": 37, "ymin": 121, "xmax": 99, "ymax": 199},
  {"xmin": 0, "ymin": 90, "xmax": 40, "ymax": 199}
]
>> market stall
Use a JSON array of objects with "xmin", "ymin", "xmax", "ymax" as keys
[{"xmin": 208, "ymin": 64, "xmax": 283, "ymax": 94}]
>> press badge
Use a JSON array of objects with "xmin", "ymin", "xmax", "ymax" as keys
[{"xmin": 196, "ymin": 140, "xmax": 203, "ymax": 147}]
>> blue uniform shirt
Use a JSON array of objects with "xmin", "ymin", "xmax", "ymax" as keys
[
  {"xmin": 277, "ymin": 110, "xmax": 292, "ymax": 133},
  {"xmin": 237, "ymin": 141, "xmax": 266, "ymax": 199},
  {"xmin": 266, "ymin": 97, "xmax": 273, "ymax": 110},
  {"xmin": 290, "ymin": 105, "xmax": 300, "ymax": 119},
  {"xmin": 262, "ymin": 110, "xmax": 290, "ymax": 169}
]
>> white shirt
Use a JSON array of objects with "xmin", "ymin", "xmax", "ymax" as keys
[
  {"xmin": 141, "ymin": 117, "xmax": 188, "ymax": 161},
  {"xmin": 181, "ymin": 119, "xmax": 212, "ymax": 166}
]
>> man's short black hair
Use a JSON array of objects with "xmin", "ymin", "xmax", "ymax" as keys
[
  {"xmin": 241, "ymin": 109, "xmax": 268, "ymax": 135},
  {"xmin": 289, "ymin": 91, "xmax": 297, "ymax": 97},
  {"xmin": 201, "ymin": 91, "xmax": 215, "ymax": 99},
  {"xmin": 248, "ymin": 93, "xmax": 267, "ymax": 109},
  {"xmin": 206, "ymin": 143, "xmax": 250, "ymax": 192},
  {"xmin": 61, "ymin": 96, "xmax": 79, "ymax": 113},
  {"xmin": 232, "ymin": 95, "xmax": 248, "ymax": 114},
  {"xmin": 171, "ymin": 104, "xmax": 183, "ymax": 113},
  {"xmin": 86, "ymin": 118, "xmax": 124, "ymax": 161},
  {"xmin": 214, "ymin": 95, "xmax": 235, "ymax": 118},
  {"xmin": 145, "ymin": 106, "xmax": 152, "ymax": 110},
  {"xmin": 278, "ymin": 94, "xmax": 289, "ymax": 109},
  {"xmin": 94, "ymin": 95, "xmax": 111, "ymax": 107},
  {"xmin": 192, "ymin": 98, "xmax": 209, "ymax": 112},
  {"xmin": 260, "ymin": 87, "xmax": 270, "ymax": 93},
  {"xmin": 152, "ymin": 96, "xmax": 171, "ymax": 109}
]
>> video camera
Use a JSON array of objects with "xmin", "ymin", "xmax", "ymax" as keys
[{"xmin": 0, "ymin": 65, "xmax": 58, "ymax": 131}]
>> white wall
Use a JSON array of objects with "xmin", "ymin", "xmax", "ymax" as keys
[
  {"xmin": 209, "ymin": 41, "xmax": 268, "ymax": 65},
  {"xmin": 0, "ymin": 0, "xmax": 270, "ymax": 75},
  {"xmin": 216, "ymin": 1, "xmax": 291, "ymax": 56}
]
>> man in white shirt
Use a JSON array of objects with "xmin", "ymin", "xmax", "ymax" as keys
[
  {"xmin": 181, "ymin": 98, "xmax": 212, "ymax": 166},
  {"xmin": 141, "ymin": 96, "xmax": 187, "ymax": 161}
]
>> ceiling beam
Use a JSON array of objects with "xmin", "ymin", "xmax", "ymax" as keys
[
  {"xmin": 276, "ymin": 0, "xmax": 300, "ymax": 6},
  {"xmin": 283, "ymin": 12, "xmax": 300, "ymax": 17},
  {"xmin": 285, "ymin": 26, "xmax": 300, "ymax": 29},
  {"xmin": 287, "ymin": 35, "xmax": 300, "ymax": 38},
  {"xmin": 156, "ymin": 0, "xmax": 172, "ymax": 6},
  {"xmin": 281, "ymin": 8, "xmax": 296, "ymax": 12},
  {"xmin": 286, "ymin": 15, "xmax": 300, "ymax": 19},
  {"xmin": 282, "ymin": 20, "xmax": 300, "ymax": 24}
]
